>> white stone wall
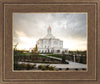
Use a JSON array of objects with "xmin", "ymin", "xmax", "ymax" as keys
[
  {"xmin": 36, "ymin": 26, "xmax": 68, "ymax": 54},
  {"xmin": 37, "ymin": 38, "xmax": 68, "ymax": 54},
  {"xmin": 37, "ymin": 38, "xmax": 63, "ymax": 49}
]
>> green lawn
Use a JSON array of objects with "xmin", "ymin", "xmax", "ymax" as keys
[
  {"xmin": 38, "ymin": 55, "xmax": 49, "ymax": 58},
  {"xmin": 48, "ymin": 54, "xmax": 62, "ymax": 58},
  {"xmin": 18, "ymin": 52, "xmax": 32, "ymax": 56}
]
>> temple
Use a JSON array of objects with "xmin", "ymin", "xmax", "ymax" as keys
[{"xmin": 36, "ymin": 26, "xmax": 68, "ymax": 54}]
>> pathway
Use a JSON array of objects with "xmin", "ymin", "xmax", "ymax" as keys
[{"xmin": 40, "ymin": 54, "xmax": 87, "ymax": 69}]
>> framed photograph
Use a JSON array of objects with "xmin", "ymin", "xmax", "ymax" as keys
[
  {"xmin": 0, "ymin": 0, "xmax": 100, "ymax": 84},
  {"xmin": 13, "ymin": 13, "xmax": 87, "ymax": 72}
]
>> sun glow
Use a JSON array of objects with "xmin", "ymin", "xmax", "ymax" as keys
[
  {"xmin": 16, "ymin": 37, "xmax": 36, "ymax": 50},
  {"xmin": 15, "ymin": 36, "xmax": 87, "ymax": 51},
  {"xmin": 13, "ymin": 31, "xmax": 37, "ymax": 50},
  {"xmin": 63, "ymin": 39, "xmax": 87, "ymax": 51}
]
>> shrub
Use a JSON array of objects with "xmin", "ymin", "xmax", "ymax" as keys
[
  {"xmin": 65, "ymin": 61, "xmax": 69, "ymax": 64},
  {"xmin": 45, "ymin": 65, "xmax": 50, "ymax": 69},
  {"xmin": 49, "ymin": 66, "xmax": 56, "ymax": 70},
  {"xmin": 38, "ymin": 65, "xmax": 46, "ymax": 70},
  {"xmin": 26, "ymin": 64, "xmax": 33, "ymax": 70},
  {"xmin": 38, "ymin": 65, "xmax": 42, "ymax": 69},
  {"xmin": 14, "ymin": 63, "xmax": 25, "ymax": 70},
  {"xmin": 26, "ymin": 64, "xmax": 31, "ymax": 70},
  {"xmin": 41, "ymin": 65, "xmax": 47, "ymax": 70},
  {"xmin": 14, "ymin": 63, "xmax": 36, "ymax": 70},
  {"xmin": 66, "ymin": 68, "xmax": 69, "ymax": 70},
  {"xmin": 82, "ymin": 68, "xmax": 86, "ymax": 70},
  {"xmin": 59, "ymin": 68, "xmax": 62, "ymax": 70},
  {"xmin": 14, "ymin": 63, "xmax": 19, "ymax": 70},
  {"xmin": 75, "ymin": 68, "xmax": 78, "ymax": 70},
  {"xmin": 42, "ymin": 58, "xmax": 46, "ymax": 62},
  {"xmin": 38, "ymin": 65, "xmax": 55, "ymax": 70}
]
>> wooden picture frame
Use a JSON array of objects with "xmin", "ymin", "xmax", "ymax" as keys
[{"xmin": 0, "ymin": 0, "xmax": 100, "ymax": 84}]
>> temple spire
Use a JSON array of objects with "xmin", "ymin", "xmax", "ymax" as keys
[{"xmin": 47, "ymin": 25, "xmax": 51, "ymax": 34}]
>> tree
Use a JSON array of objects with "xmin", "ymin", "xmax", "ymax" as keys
[
  {"xmin": 61, "ymin": 52, "xmax": 66, "ymax": 64},
  {"xmin": 13, "ymin": 43, "xmax": 18, "ymax": 56},
  {"xmin": 32, "ymin": 44, "xmax": 38, "ymax": 54},
  {"xmin": 34, "ymin": 44, "xmax": 38, "ymax": 52},
  {"xmin": 14, "ymin": 43, "xmax": 18, "ymax": 50},
  {"xmin": 13, "ymin": 43, "xmax": 19, "ymax": 65},
  {"xmin": 31, "ymin": 44, "xmax": 39, "ymax": 62}
]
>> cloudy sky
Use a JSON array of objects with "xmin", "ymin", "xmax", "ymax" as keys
[{"xmin": 13, "ymin": 13, "xmax": 87, "ymax": 51}]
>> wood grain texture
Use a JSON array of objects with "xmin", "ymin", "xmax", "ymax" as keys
[{"xmin": 0, "ymin": 0, "xmax": 100, "ymax": 84}]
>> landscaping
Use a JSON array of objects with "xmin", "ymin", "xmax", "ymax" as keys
[{"xmin": 14, "ymin": 49, "xmax": 86, "ymax": 71}]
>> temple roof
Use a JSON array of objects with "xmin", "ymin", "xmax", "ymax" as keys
[
  {"xmin": 41, "ymin": 26, "xmax": 55, "ymax": 39},
  {"xmin": 43, "ymin": 34, "xmax": 55, "ymax": 39}
]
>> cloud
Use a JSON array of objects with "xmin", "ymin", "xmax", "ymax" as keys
[{"xmin": 13, "ymin": 13, "xmax": 87, "ymax": 50}]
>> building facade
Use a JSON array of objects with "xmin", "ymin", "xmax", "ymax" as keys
[{"xmin": 37, "ymin": 26, "xmax": 68, "ymax": 54}]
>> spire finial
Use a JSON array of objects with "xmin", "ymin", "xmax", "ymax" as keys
[
  {"xmin": 48, "ymin": 25, "xmax": 51, "ymax": 29},
  {"xmin": 47, "ymin": 25, "xmax": 51, "ymax": 34}
]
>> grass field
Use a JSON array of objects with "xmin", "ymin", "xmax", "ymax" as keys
[{"xmin": 48, "ymin": 54, "xmax": 62, "ymax": 58}]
